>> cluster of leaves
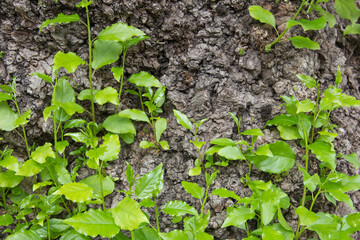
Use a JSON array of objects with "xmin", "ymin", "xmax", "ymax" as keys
[{"xmin": 249, "ymin": 0, "xmax": 360, "ymax": 52}]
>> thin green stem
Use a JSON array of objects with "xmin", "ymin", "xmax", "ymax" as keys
[
  {"xmin": 154, "ymin": 196, "xmax": 161, "ymax": 234},
  {"xmin": 116, "ymin": 51, "xmax": 127, "ymax": 113},
  {"xmin": 200, "ymin": 185, "xmax": 210, "ymax": 217},
  {"xmin": 85, "ymin": 6, "xmax": 96, "ymax": 123},
  {"xmin": 245, "ymin": 221, "xmax": 250, "ymax": 237},
  {"xmin": 310, "ymin": 83, "xmax": 321, "ymax": 144},
  {"xmin": 47, "ymin": 216, "xmax": 51, "ymax": 240},
  {"xmin": 1, "ymin": 188, "xmax": 7, "ymax": 211},
  {"xmin": 307, "ymin": 0, "xmax": 316, "ymax": 14},
  {"xmin": 13, "ymin": 97, "xmax": 30, "ymax": 159},
  {"xmin": 266, "ymin": 0, "xmax": 307, "ymax": 51},
  {"xmin": 130, "ymin": 230, "xmax": 135, "ymax": 240},
  {"xmin": 98, "ymin": 161, "xmax": 106, "ymax": 210},
  {"xmin": 138, "ymin": 87, "xmax": 145, "ymax": 112}
]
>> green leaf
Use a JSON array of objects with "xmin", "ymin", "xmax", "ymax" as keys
[
  {"xmin": 14, "ymin": 109, "xmax": 31, "ymax": 127},
  {"xmin": 33, "ymin": 181, "xmax": 53, "ymax": 191},
  {"xmin": 286, "ymin": 16, "xmax": 327, "ymax": 31},
  {"xmin": 59, "ymin": 229, "xmax": 90, "ymax": 240},
  {"xmin": 128, "ymin": 71, "xmax": 162, "ymax": 88},
  {"xmin": 81, "ymin": 175, "xmax": 115, "ymax": 199},
  {"xmin": 189, "ymin": 167, "xmax": 202, "ymax": 176},
  {"xmin": 345, "ymin": 212, "xmax": 360, "ymax": 228},
  {"xmin": 0, "ymin": 84, "xmax": 13, "ymax": 93},
  {"xmin": 0, "ymin": 171, "xmax": 24, "ymax": 188},
  {"xmin": 0, "ymin": 92, "xmax": 12, "ymax": 102},
  {"xmin": 98, "ymin": 22, "xmax": 146, "ymax": 42},
  {"xmin": 135, "ymin": 163, "xmax": 164, "ymax": 199},
  {"xmin": 308, "ymin": 141, "xmax": 336, "ymax": 171},
  {"xmin": 162, "ymin": 200, "xmax": 198, "ymax": 216},
  {"xmin": 16, "ymin": 160, "xmax": 44, "ymax": 177},
  {"xmin": 218, "ymin": 146, "xmax": 245, "ymax": 160},
  {"xmin": 342, "ymin": 153, "xmax": 360, "ymax": 170},
  {"xmin": 103, "ymin": 115, "xmax": 136, "ymax": 135},
  {"xmin": 265, "ymin": 114, "xmax": 298, "ymax": 126},
  {"xmin": 182, "ymin": 181, "xmax": 204, "ymax": 200},
  {"xmin": 60, "ymin": 102, "xmax": 84, "ymax": 116},
  {"xmin": 94, "ymin": 87, "xmax": 119, "ymax": 105},
  {"xmin": 31, "ymin": 72, "xmax": 52, "ymax": 83},
  {"xmin": 54, "ymin": 182, "xmax": 93, "ymax": 203},
  {"xmin": 205, "ymin": 145, "xmax": 223, "ymax": 155},
  {"xmin": 160, "ymin": 230, "xmax": 189, "ymax": 240},
  {"xmin": 256, "ymin": 144, "xmax": 273, "ymax": 157},
  {"xmin": 299, "ymin": 168, "xmax": 320, "ymax": 192},
  {"xmin": 159, "ymin": 141, "xmax": 169, "ymax": 150},
  {"xmin": 64, "ymin": 119, "xmax": 86, "ymax": 129},
  {"xmin": 0, "ymin": 102, "xmax": 17, "ymax": 131},
  {"xmin": 91, "ymin": 39, "xmax": 122, "ymax": 70},
  {"xmin": 277, "ymin": 125, "xmax": 301, "ymax": 140},
  {"xmin": 53, "ymin": 51, "xmax": 85, "ymax": 73},
  {"xmin": 139, "ymin": 140, "xmax": 156, "ymax": 149},
  {"xmin": 344, "ymin": 23, "xmax": 360, "ymax": 35},
  {"xmin": 247, "ymin": 141, "xmax": 295, "ymax": 174},
  {"xmin": 112, "ymin": 196, "xmax": 149, "ymax": 231},
  {"xmin": 111, "ymin": 67, "xmax": 124, "ymax": 82},
  {"xmin": 99, "ymin": 133, "xmax": 121, "ymax": 161},
  {"xmin": 55, "ymin": 140, "xmax": 69, "ymax": 154},
  {"xmin": 153, "ymin": 86, "xmax": 166, "ymax": 107},
  {"xmin": 173, "ymin": 109, "xmax": 192, "ymax": 131},
  {"xmin": 262, "ymin": 225, "xmax": 284, "ymax": 240},
  {"xmin": 209, "ymin": 138, "xmax": 236, "ymax": 146},
  {"xmin": 296, "ymin": 74, "xmax": 317, "ymax": 88},
  {"xmin": 0, "ymin": 153, "xmax": 19, "ymax": 172},
  {"xmin": 190, "ymin": 140, "xmax": 206, "ymax": 149},
  {"xmin": 78, "ymin": 89, "xmax": 98, "ymax": 101},
  {"xmin": 6, "ymin": 229, "xmax": 42, "ymax": 240},
  {"xmin": 39, "ymin": 13, "xmax": 80, "ymax": 33},
  {"xmin": 334, "ymin": 0, "xmax": 360, "ymax": 26},
  {"xmin": 249, "ymin": 5, "xmax": 276, "ymax": 29},
  {"xmin": 295, "ymin": 206, "xmax": 320, "ymax": 226},
  {"xmin": 297, "ymin": 113, "xmax": 312, "ymax": 140},
  {"xmin": 327, "ymin": 188, "xmax": 353, "ymax": 209},
  {"xmin": 222, "ymin": 206, "xmax": 255, "ymax": 228},
  {"xmin": 242, "ymin": 128, "xmax": 263, "ymax": 136},
  {"xmin": 277, "ymin": 208, "xmax": 292, "ymax": 231},
  {"xmin": 118, "ymin": 109, "xmax": 150, "ymax": 123},
  {"xmin": 0, "ymin": 214, "xmax": 13, "ymax": 226},
  {"xmin": 64, "ymin": 209, "xmax": 120, "ymax": 238},
  {"xmin": 155, "ymin": 118, "xmax": 167, "ymax": 142},
  {"xmin": 31, "ymin": 142, "xmax": 55, "ymax": 164},
  {"xmin": 76, "ymin": 0, "xmax": 93, "ymax": 8},
  {"xmin": 212, "ymin": 188, "xmax": 241, "ymax": 201},
  {"xmin": 315, "ymin": 5, "xmax": 336, "ymax": 28},
  {"xmin": 134, "ymin": 227, "xmax": 159, "ymax": 240},
  {"xmin": 124, "ymin": 35, "xmax": 150, "ymax": 49},
  {"xmin": 289, "ymin": 36, "xmax": 320, "ymax": 50}
]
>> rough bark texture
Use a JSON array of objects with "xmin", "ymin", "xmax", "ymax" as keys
[{"xmin": 1, "ymin": 0, "xmax": 360, "ymax": 239}]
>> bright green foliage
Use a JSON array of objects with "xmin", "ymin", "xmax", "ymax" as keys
[
  {"xmin": 182, "ymin": 181, "xmax": 204, "ymax": 200},
  {"xmin": 39, "ymin": 13, "xmax": 80, "ymax": 33},
  {"xmin": 98, "ymin": 22, "xmax": 146, "ymax": 42},
  {"xmin": 30, "ymin": 72, "xmax": 52, "ymax": 83},
  {"xmin": 249, "ymin": 6, "xmax": 276, "ymax": 29},
  {"xmin": 53, "ymin": 52, "xmax": 85, "ymax": 73},
  {"xmin": 31, "ymin": 143, "xmax": 55, "ymax": 164},
  {"xmin": 94, "ymin": 87, "xmax": 119, "ymax": 105},
  {"xmin": 16, "ymin": 160, "xmax": 44, "ymax": 177},
  {"xmin": 0, "ymin": 102, "xmax": 17, "ymax": 131},
  {"xmin": 173, "ymin": 109, "xmax": 192, "ymax": 131},
  {"xmin": 91, "ymin": 40, "xmax": 123, "ymax": 70},
  {"xmin": 287, "ymin": 16, "xmax": 327, "ymax": 31},
  {"xmin": 81, "ymin": 175, "xmax": 114, "ymax": 199},
  {"xmin": 212, "ymin": 188, "xmax": 241, "ymax": 201},
  {"xmin": 54, "ymin": 182, "xmax": 93, "ymax": 203},
  {"xmin": 135, "ymin": 163, "xmax": 164, "ymax": 199},
  {"xmin": 118, "ymin": 109, "xmax": 150, "ymax": 123},
  {"xmin": 128, "ymin": 71, "xmax": 162, "ymax": 88},
  {"xmin": 59, "ymin": 229, "xmax": 90, "ymax": 240},
  {"xmin": 344, "ymin": 23, "xmax": 360, "ymax": 35},
  {"xmin": 0, "ymin": 151, "xmax": 19, "ymax": 172},
  {"xmin": 297, "ymin": 74, "xmax": 317, "ymax": 89},
  {"xmin": 162, "ymin": 201, "xmax": 198, "ymax": 216},
  {"xmin": 112, "ymin": 196, "xmax": 149, "ymax": 230},
  {"xmin": 289, "ymin": 36, "xmax": 320, "ymax": 50},
  {"xmin": 221, "ymin": 206, "xmax": 255, "ymax": 228},
  {"xmin": 111, "ymin": 67, "xmax": 124, "ymax": 82},
  {"xmin": 0, "ymin": 171, "xmax": 24, "ymax": 188},
  {"xmin": 0, "ymin": 92, "xmax": 12, "ymax": 102},
  {"xmin": 103, "ymin": 115, "xmax": 136, "ymax": 135},
  {"xmin": 309, "ymin": 141, "xmax": 336, "ymax": 171},
  {"xmin": 247, "ymin": 141, "xmax": 295, "ymax": 174},
  {"xmin": 160, "ymin": 230, "xmax": 189, "ymax": 240},
  {"xmin": 334, "ymin": 0, "xmax": 360, "ymax": 26},
  {"xmin": 342, "ymin": 153, "xmax": 360, "ymax": 170},
  {"xmin": 155, "ymin": 118, "xmax": 167, "ymax": 142},
  {"xmin": 0, "ymin": 213, "xmax": 13, "ymax": 226},
  {"xmin": 64, "ymin": 209, "xmax": 120, "ymax": 238},
  {"xmin": 6, "ymin": 230, "xmax": 42, "ymax": 240}
]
